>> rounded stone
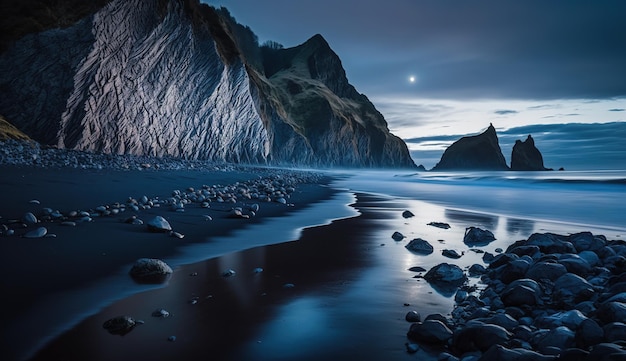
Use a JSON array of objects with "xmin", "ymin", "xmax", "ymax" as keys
[
  {"xmin": 405, "ymin": 238, "xmax": 434, "ymax": 255},
  {"xmin": 129, "ymin": 258, "xmax": 173, "ymax": 283},
  {"xmin": 146, "ymin": 216, "xmax": 172, "ymax": 232}
]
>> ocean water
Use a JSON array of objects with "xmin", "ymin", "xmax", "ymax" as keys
[{"xmin": 334, "ymin": 169, "xmax": 626, "ymax": 233}]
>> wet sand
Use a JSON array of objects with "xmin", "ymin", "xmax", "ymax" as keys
[
  {"xmin": 0, "ymin": 165, "xmax": 337, "ymax": 361},
  {"xmin": 3, "ymin": 167, "xmax": 625, "ymax": 361}
]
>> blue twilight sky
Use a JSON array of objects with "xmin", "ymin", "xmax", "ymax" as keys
[{"xmin": 205, "ymin": 0, "xmax": 626, "ymax": 169}]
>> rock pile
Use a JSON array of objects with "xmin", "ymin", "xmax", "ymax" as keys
[{"xmin": 406, "ymin": 231, "xmax": 626, "ymax": 360}]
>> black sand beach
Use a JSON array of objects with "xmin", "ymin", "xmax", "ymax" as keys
[{"xmin": 0, "ymin": 165, "xmax": 337, "ymax": 361}]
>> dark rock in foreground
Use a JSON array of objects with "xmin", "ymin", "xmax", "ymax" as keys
[
  {"xmin": 405, "ymin": 238, "xmax": 434, "ymax": 255},
  {"xmin": 405, "ymin": 231, "xmax": 626, "ymax": 360},
  {"xmin": 463, "ymin": 226, "xmax": 496, "ymax": 246}
]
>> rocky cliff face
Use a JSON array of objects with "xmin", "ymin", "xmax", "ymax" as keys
[
  {"xmin": 0, "ymin": 0, "xmax": 415, "ymax": 168},
  {"xmin": 511, "ymin": 135, "xmax": 550, "ymax": 171},
  {"xmin": 432, "ymin": 124, "xmax": 509, "ymax": 171}
]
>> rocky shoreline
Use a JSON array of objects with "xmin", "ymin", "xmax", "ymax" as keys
[{"xmin": 405, "ymin": 228, "xmax": 626, "ymax": 360}]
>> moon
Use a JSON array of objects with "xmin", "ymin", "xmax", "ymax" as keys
[{"xmin": 408, "ymin": 76, "xmax": 416, "ymax": 83}]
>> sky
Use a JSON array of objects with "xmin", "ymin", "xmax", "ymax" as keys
[{"xmin": 205, "ymin": 0, "xmax": 626, "ymax": 169}]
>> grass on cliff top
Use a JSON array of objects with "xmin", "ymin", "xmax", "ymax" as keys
[{"xmin": 0, "ymin": 115, "xmax": 31, "ymax": 141}]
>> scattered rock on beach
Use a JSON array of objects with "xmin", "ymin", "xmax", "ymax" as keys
[
  {"xmin": 402, "ymin": 210, "xmax": 415, "ymax": 218},
  {"xmin": 22, "ymin": 212, "xmax": 38, "ymax": 224},
  {"xmin": 428, "ymin": 221, "xmax": 450, "ymax": 229},
  {"xmin": 146, "ymin": 216, "xmax": 172, "ymax": 233},
  {"xmin": 23, "ymin": 226, "xmax": 47, "ymax": 238},
  {"xmin": 423, "ymin": 263, "xmax": 466, "ymax": 287},
  {"xmin": 129, "ymin": 258, "xmax": 173, "ymax": 283},
  {"xmin": 151, "ymin": 308, "xmax": 170, "ymax": 318},
  {"xmin": 463, "ymin": 226, "xmax": 496, "ymax": 246},
  {"xmin": 392, "ymin": 231, "xmax": 405, "ymax": 241},
  {"xmin": 103, "ymin": 316, "xmax": 137, "ymax": 336},
  {"xmin": 405, "ymin": 238, "xmax": 434, "ymax": 255},
  {"xmin": 442, "ymin": 249, "xmax": 463, "ymax": 259}
]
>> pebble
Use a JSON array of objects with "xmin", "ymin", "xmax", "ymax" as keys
[{"xmin": 23, "ymin": 227, "xmax": 47, "ymax": 238}]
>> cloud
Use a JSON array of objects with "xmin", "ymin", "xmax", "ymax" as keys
[{"xmin": 494, "ymin": 110, "xmax": 518, "ymax": 115}]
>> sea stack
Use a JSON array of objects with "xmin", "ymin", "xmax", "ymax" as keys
[
  {"xmin": 510, "ymin": 135, "xmax": 551, "ymax": 171},
  {"xmin": 432, "ymin": 124, "xmax": 508, "ymax": 171}
]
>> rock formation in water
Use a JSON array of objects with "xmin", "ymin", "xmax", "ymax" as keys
[
  {"xmin": 431, "ymin": 124, "xmax": 509, "ymax": 171},
  {"xmin": 510, "ymin": 135, "xmax": 551, "ymax": 171},
  {"xmin": 0, "ymin": 0, "xmax": 415, "ymax": 168}
]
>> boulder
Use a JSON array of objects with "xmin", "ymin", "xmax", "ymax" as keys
[
  {"xmin": 406, "ymin": 320, "xmax": 453, "ymax": 344},
  {"xmin": 603, "ymin": 322, "xmax": 626, "ymax": 343},
  {"xmin": 463, "ymin": 226, "xmax": 496, "ymax": 246},
  {"xmin": 553, "ymin": 273, "xmax": 595, "ymax": 308},
  {"xmin": 575, "ymin": 318, "xmax": 604, "ymax": 349},
  {"xmin": 452, "ymin": 321, "xmax": 511, "ymax": 353},
  {"xmin": 526, "ymin": 233, "xmax": 576, "ymax": 254},
  {"xmin": 501, "ymin": 279, "xmax": 541, "ymax": 307},
  {"xmin": 129, "ymin": 258, "xmax": 173, "ymax": 283},
  {"xmin": 596, "ymin": 302, "xmax": 626, "ymax": 325},
  {"xmin": 405, "ymin": 238, "xmax": 434, "ymax": 255},
  {"xmin": 535, "ymin": 326, "xmax": 575, "ymax": 353},
  {"xmin": 525, "ymin": 261, "xmax": 567, "ymax": 282}
]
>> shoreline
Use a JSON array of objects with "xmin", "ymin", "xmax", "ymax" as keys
[
  {"xmin": 0, "ymin": 164, "xmax": 344, "ymax": 361},
  {"xmin": 21, "ymin": 186, "xmax": 626, "ymax": 361}
]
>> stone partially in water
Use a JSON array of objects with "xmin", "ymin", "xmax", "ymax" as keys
[
  {"xmin": 146, "ymin": 216, "xmax": 172, "ymax": 233},
  {"xmin": 405, "ymin": 238, "xmax": 434, "ymax": 255},
  {"xmin": 428, "ymin": 222, "xmax": 450, "ymax": 229},
  {"xmin": 103, "ymin": 316, "xmax": 137, "ymax": 336},
  {"xmin": 392, "ymin": 231, "xmax": 405, "ymax": 241},
  {"xmin": 129, "ymin": 258, "xmax": 173, "ymax": 284},
  {"xmin": 402, "ymin": 210, "xmax": 414, "ymax": 218},
  {"xmin": 463, "ymin": 226, "xmax": 496, "ymax": 246},
  {"xmin": 23, "ymin": 227, "xmax": 47, "ymax": 238}
]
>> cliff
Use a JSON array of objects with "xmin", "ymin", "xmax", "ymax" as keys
[
  {"xmin": 511, "ymin": 135, "xmax": 550, "ymax": 171},
  {"xmin": 432, "ymin": 124, "xmax": 509, "ymax": 171},
  {"xmin": 0, "ymin": 0, "xmax": 415, "ymax": 168}
]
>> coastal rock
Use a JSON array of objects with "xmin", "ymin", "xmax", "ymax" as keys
[
  {"xmin": 463, "ymin": 226, "xmax": 496, "ymax": 246},
  {"xmin": 424, "ymin": 263, "xmax": 467, "ymax": 289},
  {"xmin": 510, "ymin": 135, "xmax": 550, "ymax": 171},
  {"xmin": 535, "ymin": 326, "xmax": 575, "ymax": 353},
  {"xmin": 402, "ymin": 210, "xmax": 414, "ymax": 218},
  {"xmin": 575, "ymin": 318, "xmax": 604, "ymax": 348},
  {"xmin": 478, "ymin": 345, "xmax": 556, "ymax": 361},
  {"xmin": 428, "ymin": 222, "xmax": 450, "ymax": 229},
  {"xmin": 603, "ymin": 322, "xmax": 626, "ymax": 342},
  {"xmin": 405, "ymin": 238, "xmax": 434, "ymax": 255},
  {"xmin": 501, "ymin": 279, "xmax": 541, "ymax": 307},
  {"xmin": 553, "ymin": 273, "xmax": 595, "ymax": 307},
  {"xmin": 525, "ymin": 261, "xmax": 567, "ymax": 282},
  {"xmin": 23, "ymin": 226, "xmax": 47, "ymax": 238},
  {"xmin": 129, "ymin": 258, "xmax": 173, "ymax": 283},
  {"xmin": 596, "ymin": 302, "xmax": 626, "ymax": 325},
  {"xmin": 102, "ymin": 316, "xmax": 137, "ymax": 336},
  {"xmin": 22, "ymin": 212, "xmax": 37, "ymax": 224},
  {"xmin": 0, "ymin": 0, "xmax": 416, "ymax": 168},
  {"xmin": 407, "ymin": 320, "xmax": 453, "ymax": 344},
  {"xmin": 586, "ymin": 343, "xmax": 626, "ymax": 360},
  {"xmin": 431, "ymin": 124, "xmax": 508, "ymax": 171},
  {"xmin": 452, "ymin": 321, "xmax": 512, "ymax": 353},
  {"xmin": 405, "ymin": 311, "xmax": 421, "ymax": 323},
  {"xmin": 392, "ymin": 231, "xmax": 405, "ymax": 241},
  {"xmin": 146, "ymin": 216, "xmax": 172, "ymax": 233},
  {"xmin": 442, "ymin": 249, "xmax": 463, "ymax": 259}
]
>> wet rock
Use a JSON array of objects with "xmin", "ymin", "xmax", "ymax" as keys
[
  {"xmin": 428, "ymin": 221, "xmax": 450, "ymax": 229},
  {"xmin": 569, "ymin": 232, "xmax": 606, "ymax": 253},
  {"xmin": 405, "ymin": 342, "xmax": 419, "ymax": 354},
  {"xmin": 424, "ymin": 263, "xmax": 467, "ymax": 286},
  {"xmin": 402, "ymin": 210, "xmax": 414, "ymax": 218},
  {"xmin": 408, "ymin": 266, "xmax": 426, "ymax": 272},
  {"xmin": 602, "ymin": 322, "xmax": 626, "ymax": 342},
  {"xmin": 103, "ymin": 316, "xmax": 137, "ymax": 335},
  {"xmin": 501, "ymin": 279, "xmax": 541, "ymax": 307},
  {"xmin": 129, "ymin": 258, "xmax": 173, "ymax": 283},
  {"xmin": 405, "ymin": 310, "xmax": 421, "ymax": 323},
  {"xmin": 525, "ymin": 261, "xmax": 567, "ymax": 282},
  {"xmin": 463, "ymin": 226, "xmax": 496, "ymax": 246},
  {"xmin": 586, "ymin": 343, "xmax": 626, "ymax": 360},
  {"xmin": 407, "ymin": 320, "xmax": 453, "ymax": 344},
  {"xmin": 405, "ymin": 238, "xmax": 434, "ymax": 255},
  {"xmin": 392, "ymin": 231, "xmax": 405, "ymax": 241},
  {"xmin": 558, "ymin": 254, "xmax": 592, "ymax": 276},
  {"xmin": 498, "ymin": 259, "xmax": 531, "ymax": 284},
  {"xmin": 452, "ymin": 321, "xmax": 512, "ymax": 353},
  {"xmin": 596, "ymin": 302, "xmax": 626, "ymax": 325},
  {"xmin": 151, "ymin": 308, "xmax": 170, "ymax": 318},
  {"xmin": 536, "ymin": 310, "xmax": 587, "ymax": 330},
  {"xmin": 553, "ymin": 273, "xmax": 595, "ymax": 308},
  {"xmin": 23, "ymin": 226, "xmax": 47, "ymax": 238},
  {"xmin": 22, "ymin": 212, "xmax": 37, "ymax": 224},
  {"xmin": 478, "ymin": 345, "xmax": 556, "ymax": 361},
  {"xmin": 526, "ymin": 233, "xmax": 576, "ymax": 254},
  {"xmin": 222, "ymin": 269, "xmax": 236, "ymax": 277},
  {"xmin": 468, "ymin": 264, "xmax": 487, "ymax": 276},
  {"xmin": 146, "ymin": 216, "xmax": 172, "ymax": 232},
  {"xmin": 535, "ymin": 326, "xmax": 575, "ymax": 353},
  {"xmin": 442, "ymin": 249, "xmax": 462, "ymax": 259}
]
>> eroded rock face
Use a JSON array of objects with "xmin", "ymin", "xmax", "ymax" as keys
[
  {"xmin": 0, "ymin": 0, "xmax": 415, "ymax": 168},
  {"xmin": 511, "ymin": 135, "xmax": 550, "ymax": 171},
  {"xmin": 432, "ymin": 124, "xmax": 508, "ymax": 171}
]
